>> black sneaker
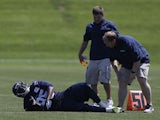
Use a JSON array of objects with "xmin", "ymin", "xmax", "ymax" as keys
[{"xmin": 144, "ymin": 104, "xmax": 154, "ymax": 113}]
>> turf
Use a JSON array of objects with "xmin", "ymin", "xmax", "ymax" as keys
[
  {"xmin": 0, "ymin": 0, "xmax": 160, "ymax": 63},
  {"xmin": 0, "ymin": 61, "xmax": 159, "ymax": 120},
  {"xmin": 0, "ymin": 0, "xmax": 159, "ymax": 119}
]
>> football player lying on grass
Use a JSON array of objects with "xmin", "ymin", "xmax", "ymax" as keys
[{"xmin": 12, "ymin": 80, "xmax": 122, "ymax": 113}]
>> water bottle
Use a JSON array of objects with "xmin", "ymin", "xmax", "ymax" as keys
[{"xmin": 81, "ymin": 55, "xmax": 88, "ymax": 67}]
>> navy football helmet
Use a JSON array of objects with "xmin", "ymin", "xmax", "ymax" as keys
[{"xmin": 12, "ymin": 82, "xmax": 30, "ymax": 97}]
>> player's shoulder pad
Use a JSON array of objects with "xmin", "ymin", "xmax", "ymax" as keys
[{"xmin": 33, "ymin": 80, "xmax": 39, "ymax": 86}]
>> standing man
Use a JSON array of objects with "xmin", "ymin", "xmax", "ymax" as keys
[
  {"xmin": 102, "ymin": 31, "xmax": 154, "ymax": 113},
  {"xmin": 78, "ymin": 6, "xmax": 119, "ymax": 107}
]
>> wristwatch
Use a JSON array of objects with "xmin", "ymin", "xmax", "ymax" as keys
[{"xmin": 131, "ymin": 70, "xmax": 136, "ymax": 73}]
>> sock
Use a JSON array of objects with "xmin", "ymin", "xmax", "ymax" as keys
[{"xmin": 98, "ymin": 101, "xmax": 107, "ymax": 108}]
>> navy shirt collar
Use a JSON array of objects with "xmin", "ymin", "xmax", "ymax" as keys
[{"xmin": 93, "ymin": 18, "xmax": 105, "ymax": 25}]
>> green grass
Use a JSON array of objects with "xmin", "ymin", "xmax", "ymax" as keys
[
  {"xmin": 0, "ymin": 0, "xmax": 160, "ymax": 63},
  {"xmin": 0, "ymin": 0, "xmax": 160, "ymax": 119},
  {"xmin": 0, "ymin": 61, "xmax": 159, "ymax": 120}
]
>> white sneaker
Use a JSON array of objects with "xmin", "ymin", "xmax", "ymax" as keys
[
  {"xmin": 92, "ymin": 103, "xmax": 99, "ymax": 107},
  {"xmin": 106, "ymin": 99, "xmax": 113, "ymax": 108},
  {"xmin": 144, "ymin": 104, "xmax": 154, "ymax": 113}
]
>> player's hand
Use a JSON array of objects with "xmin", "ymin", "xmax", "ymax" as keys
[
  {"xmin": 46, "ymin": 99, "xmax": 52, "ymax": 110},
  {"xmin": 29, "ymin": 96, "xmax": 36, "ymax": 105}
]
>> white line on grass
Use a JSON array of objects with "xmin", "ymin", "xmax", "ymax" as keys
[{"xmin": 0, "ymin": 59, "xmax": 79, "ymax": 63}]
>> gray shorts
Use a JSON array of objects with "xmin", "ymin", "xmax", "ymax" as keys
[
  {"xmin": 118, "ymin": 63, "xmax": 150, "ymax": 85},
  {"xmin": 85, "ymin": 58, "xmax": 111, "ymax": 84}
]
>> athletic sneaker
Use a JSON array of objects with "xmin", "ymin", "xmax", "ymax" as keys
[
  {"xmin": 106, "ymin": 99, "xmax": 113, "ymax": 108},
  {"xmin": 92, "ymin": 103, "xmax": 99, "ymax": 107},
  {"xmin": 112, "ymin": 107, "xmax": 124, "ymax": 113},
  {"xmin": 106, "ymin": 107, "xmax": 123, "ymax": 113},
  {"xmin": 144, "ymin": 104, "xmax": 154, "ymax": 113}
]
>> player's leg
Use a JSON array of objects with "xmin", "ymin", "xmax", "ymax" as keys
[
  {"xmin": 99, "ymin": 58, "xmax": 113, "ymax": 107},
  {"xmin": 136, "ymin": 63, "xmax": 154, "ymax": 113},
  {"xmin": 86, "ymin": 60, "xmax": 99, "ymax": 94},
  {"xmin": 117, "ymin": 67, "xmax": 131, "ymax": 108},
  {"xmin": 61, "ymin": 90, "xmax": 122, "ymax": 113},
  {"xmin": 61, "ymin": 99, "xmax": 116, "ymax": 112}
]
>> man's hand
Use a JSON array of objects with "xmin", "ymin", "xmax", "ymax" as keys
[
  {"xmin": 111, "ymin": 60, "xmax": 119, "ymax": 78},
  {"xmin": 78, "ymin": 41, "xmax": 88, "ymax": 63},
  {"xmin": 79, "ymin": 54, "xmax": 85, "ymax": 63},
  {"xmin": 46, "ymin": 99, "xmax": 52, "ymax": 110},
  {"xmin": 29, "ymin": 96, "xmax": 36, "ymax": 105}
]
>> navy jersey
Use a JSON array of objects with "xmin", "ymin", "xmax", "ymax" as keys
[
  {"xmin": 24, "ymin": 80, "xmax": 53, "ymax": 111},
  {"xmin": 110, "ymin": 35, "xmax": 150, "ymax": 69},
  {"xmin": 83, "ymin": 19, "xmax": 118, "ymax": 60},
  {"xmin": 24, "ymin": 82, "xmax": 106, "ymax": 112}
]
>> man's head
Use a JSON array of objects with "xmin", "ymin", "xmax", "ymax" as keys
[
  {"xmin": 12, "ymin": 81, "xmax": 30, "ymax": 98},
  {"xmin": 103, "ymin": 31, "xmax": 117, "ymax": 48},
  {"xmin": 92, "ymin": 6, "xmax": 104, "ymax": 24}
]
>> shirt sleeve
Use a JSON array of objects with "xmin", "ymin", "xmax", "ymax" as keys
[
  {"xmin": 108, "ymin": 21, "xmax": 119, "ymax": 34},
  {"xmin": 32, "ymin": 80, "xmax": 53, "ymax": 89},
  {"xmin": 83, "ymin": 24, "xmax": 92, "ymax": 42},
  {"xmin": 128, "ymin": 41, "xmax": 141, "ymax": 62}
]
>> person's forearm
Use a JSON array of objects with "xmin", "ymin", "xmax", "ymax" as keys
[
  {"xmin": 111, "ymin": 60, "xmax": 119, "ymax": 74},
  {"xmin": 131, "ymin": 60, "xmax": 140, "ymax": 73},
  {"xmin": 78, "ymin": 41, "xmax": 88, "ymax": 56},
  {"xmin": 47, "ymin": 86, "xmax": 54, "ymax": 100}
]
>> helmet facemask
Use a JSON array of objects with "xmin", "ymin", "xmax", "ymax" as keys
[{"xmin": 12, "ymin": 82, "xmax": 30, "ymax": 98}]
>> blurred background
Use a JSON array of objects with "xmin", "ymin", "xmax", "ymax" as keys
[{"xmin": 0, "ymin": 0, "xmax": 159, "ymax": 63}]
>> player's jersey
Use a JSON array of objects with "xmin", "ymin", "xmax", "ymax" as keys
[
  {"xmin": 24, "ymin": 80, "xmax": 53, "ymax": 111},
  {"xmin": 23, "ymin": 82, "xmax": 106, "ymax": 112}
]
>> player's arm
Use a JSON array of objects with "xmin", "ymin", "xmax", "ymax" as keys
[
  {"xmin": 78, "ymin": 41, "xmax": 89, "ymax": 63},
  {"xmin": 111, "ymin": 60, "xmax": 119, "ymax": 77},
  {"xmin": 37, "ymin": 80, "xmax": 54, "ymax": 110},
  {"xmin": 78, "ymin": 24, "xmax": 91, "ymax": 63},
  {"xmin": 47, "ymin": 86, "xmax": 54, "ymax": 100},
  {"xmin": 128, "ymin": 41, "xmax": 141, "ymax": 80},
  {"xmin": 36, "ymin": 80, "xmax": 54, "ymax": 99},
  {"xmin": 25, "ymin": 96, "xmax": 44, "ymax": 111}
]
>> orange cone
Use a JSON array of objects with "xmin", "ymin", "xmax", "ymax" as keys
[{"xmin": 126, "ymin": 90, "xmax": 147, "ymax": 111}]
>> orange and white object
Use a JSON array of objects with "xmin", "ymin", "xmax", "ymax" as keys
[{"xmin": 126, "ymin": 90, "xmax": 147, "ymax": 111}]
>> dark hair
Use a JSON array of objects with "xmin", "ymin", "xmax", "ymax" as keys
[{"xmin": 92, "ymin": 6, "xmax": 104, "ymax": 15}]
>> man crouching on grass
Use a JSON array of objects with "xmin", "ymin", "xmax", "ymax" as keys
[
  {"xmin": 102, "ymin": 31, "xmax": 154, "ymax": 113},
  {"xmin": 12, "ymin": 80, "xmax": 122, "ymax": 113}
]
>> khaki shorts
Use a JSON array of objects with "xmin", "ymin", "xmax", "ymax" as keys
[
  {"xmin": 85, "ymin": 58, "xmax": 111, "ymax": 84},
  {"xmin": 118, "ymin": 63, "xmax": 150, "ymax": 85}
]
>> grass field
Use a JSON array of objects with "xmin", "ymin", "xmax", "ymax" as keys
[
  {"xmin": 0, "ymin": 60, "xmax": 159, "ymax": 120},
  {"xmin": 0, "ymin": 0, "xmax": 160, "ymax": 120}
]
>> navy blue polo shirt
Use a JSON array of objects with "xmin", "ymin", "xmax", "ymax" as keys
[
  {"xmin": 110, "ymin": 35, "xmax": 150, "ymax": 69},
  {"xmin": 83, "ymin": 19, "xmax": 118, "ymax": 60}
]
